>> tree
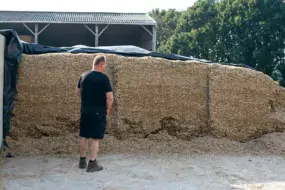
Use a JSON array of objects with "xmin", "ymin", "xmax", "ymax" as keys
[
  {"xmin": 151, "ymin": 0, "xmax": 285, "ymax": 83},
  {"xmin": 149, "ymin": 9, "xmax": 181, "ymax": 52}
]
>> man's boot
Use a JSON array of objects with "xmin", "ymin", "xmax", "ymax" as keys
[
  {"xmin": 79, "ymin": 157, "xmax": 87, "ymax": 169},
  {"xmin": 86, "ymin": 159, "xmax": 103, "ymax": 172}
]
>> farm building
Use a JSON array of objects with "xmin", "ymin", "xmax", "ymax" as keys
[{"xmin": 0, "ymin": 11, "xmax": 157, "ymax": 51}]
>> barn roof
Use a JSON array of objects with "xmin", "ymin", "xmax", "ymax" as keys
[{"xmin": 0, "ymin": 11, "xmax": 156, "ymax": 25}]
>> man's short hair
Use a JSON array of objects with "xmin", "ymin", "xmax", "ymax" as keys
[{"xmin": 93, "ymin": 55, "xmax": 106, "ymax": 66}]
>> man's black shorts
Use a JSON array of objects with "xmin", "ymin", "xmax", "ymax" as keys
[{"xmin": 79, "ymin": 106, "xmax": 107, "ymax": 139}]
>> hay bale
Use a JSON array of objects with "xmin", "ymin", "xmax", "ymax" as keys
[
  {"xmin": 115, "ymin": 57, "xmax": 209, "ymax": 140},
  {"xmin": 209, "ymin": 64, "xmax": 285, "ymax": 142}
]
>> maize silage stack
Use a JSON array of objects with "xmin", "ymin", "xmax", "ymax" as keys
[
  {"xmin": 11, "ymin": 53, "xmax": 118, "ymax": 140},
  {"xmin": 209, "ymin": 64, "xmax": 285, "ymax": 142},
  {"xmin": 115, "ymin": 57, "xmax": 209, "ymax": 140},
  {"xmin": 8, "ymin": 52, "xmax": 285, "ymax": 156}
]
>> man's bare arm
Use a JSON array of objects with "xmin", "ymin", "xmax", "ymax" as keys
[{"xmin": 106, "ymin": 92, "xmax": 114, "ymax": 116}]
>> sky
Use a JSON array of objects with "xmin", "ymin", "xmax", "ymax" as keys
[{"xmin": 0, "ymin": 0, "xmax": 197, "ymax": 13}]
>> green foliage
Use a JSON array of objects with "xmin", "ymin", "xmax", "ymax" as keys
[
  {"xmin": 149, "ymin": 9, "xmax": 181, "ymax": 51},
  {"xmin": 150, "ymin": 0, "xmax": 285, "ymax": 84}
]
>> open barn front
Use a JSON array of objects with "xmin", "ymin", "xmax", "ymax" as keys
[
  {"xmin": 0, "ymin": 23, "xmax": 154, "ymax": 49},
  {"xmin": 97, "ymin": 24, "xmax": 153, "ymax": 50},
  {"xmin": 0, "ymin": 11, "xmax": 157, "ymax": 51}
]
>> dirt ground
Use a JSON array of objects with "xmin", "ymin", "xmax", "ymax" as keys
[
  {"xmin": 1, "ymin": 153, "xmax": 285, "ymax": 190},
  {"xmin": 2, "ymin": 132, "xmax": 285, "ymax": 190}
]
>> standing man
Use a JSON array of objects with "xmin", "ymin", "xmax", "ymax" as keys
[{"xmin": 76, "ymin": 55, "xmax": 114, "ymax": 172}]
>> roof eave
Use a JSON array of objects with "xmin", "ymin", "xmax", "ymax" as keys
[{"xmin": 0, "ymin": 21, "xmax": 156, "ymax": 25}]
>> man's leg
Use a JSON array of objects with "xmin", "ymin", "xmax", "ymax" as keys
[
  {"xmin": 86, "ymin": 109, "xmax": 106, "ymax": 172},
  {"xmin": 80, "ymin": 137, "xmax": 88, "ymax": 158},
  {"xmin": 79, "ymin": 137, "xmax": 88, "ymax": 169},
  {"xmin": 90, "ymin": 139, "xmax": 99, "ymax": 161},
  {"xmin": 87, "ymin": 139, "xmax": 103, "ymax": 172}
]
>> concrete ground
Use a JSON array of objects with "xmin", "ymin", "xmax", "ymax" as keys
[{"xmin": 1, "ymin": 153, "xmax": 285, "ymax": 190}]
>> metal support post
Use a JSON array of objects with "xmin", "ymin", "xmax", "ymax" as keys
[
  {"xmin": 0, "ymin": 34, "xmax": 4, "ymax": 148},
  {"xmin": 152, "ymin": 25, "xmax": 157, "ymax": 52},
  {"xmin": 84, "ymin": 24, "xmax": 109, "ymax": 47},
  {"xmin": 141, "ymin": 25, "xmax": 156, "ymax": 52},
  {"xmin": 95, "ymin": 25, "xmax": 99, "ymax": 47},
  {"xmin": 34, "ymin": 24, "xmax": 39, "ymax": 44}
]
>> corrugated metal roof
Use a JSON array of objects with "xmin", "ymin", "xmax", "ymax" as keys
[{"xmin": 0, "ymin": 11, "xmax": 156, "ymax": 25}]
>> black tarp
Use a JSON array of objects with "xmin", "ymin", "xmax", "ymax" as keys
[
  {"xmin": 21, "ymin": 42, "xmax": 254, "ymax": 69},
  {"xmin": 22, "ymin": 42, "xmax": 214, "ymax": 62},
  {"xmin": 0, "ymin": 30, "xmax": 23, "ymax": 150},
  {"xmin": 0, "ymin": 29, "xmax": 256, "ymax": 147}
]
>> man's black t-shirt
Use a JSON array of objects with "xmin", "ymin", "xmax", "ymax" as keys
[{"xmin": 77, "ymin": 71, "xmax": 112, "ymax": 108}]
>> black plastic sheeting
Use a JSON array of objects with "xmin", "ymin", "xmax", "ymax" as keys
[
  {"xmin": 22, "ymin": 42, "xmax": 214, "ymax": 62},
  {"xmin": 0, "ymin": 29, "xmax": 256, "ymax": 146},
  {"xmin": 21, "ymin": 42, "xmax": 254, "ymax": 69},
  {"xmin": 0, "ymin": 30, "xmax": 23, "ymax": 150}
]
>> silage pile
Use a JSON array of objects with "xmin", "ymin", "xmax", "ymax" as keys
[{"xmin": 5, "ymin": 53, "xmax": 285, "ymax": 156}]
